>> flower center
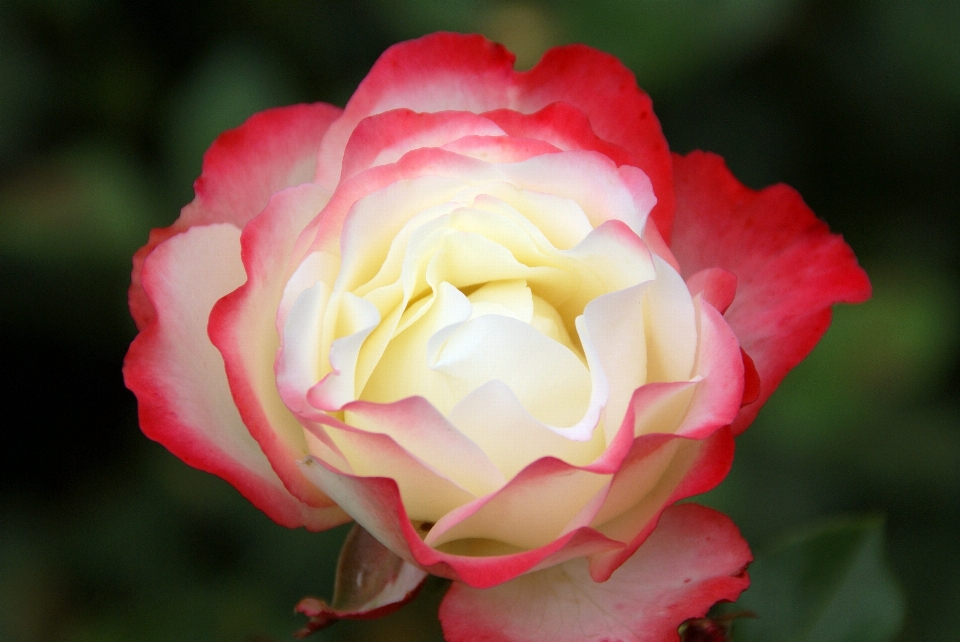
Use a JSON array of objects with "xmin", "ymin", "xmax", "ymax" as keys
[{"xmin": 359, "ymin": 266, "xmax": 593, "ymax": 428}]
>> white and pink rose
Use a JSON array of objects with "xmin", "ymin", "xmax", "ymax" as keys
[{"xmin": 124, "ymin": 33, "xmax": 870, "ymax": 641}]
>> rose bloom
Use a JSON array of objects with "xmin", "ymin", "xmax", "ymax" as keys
[{"xmin": 125, "ymin": 33, "xmax": 870, "ymax": 641}]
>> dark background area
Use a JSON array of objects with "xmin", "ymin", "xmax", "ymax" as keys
[{"xmin": 1, "ymin": 0, "xmax": 958, "ymax": 640}]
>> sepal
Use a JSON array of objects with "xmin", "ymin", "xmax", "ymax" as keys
[{"xmin": 294, "ymin": 524, "xmax": 428, "ymax": 637}]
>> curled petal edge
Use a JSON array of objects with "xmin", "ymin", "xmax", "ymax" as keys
[{"xmin": 438, "ymin": 503, "xmax": 751, "ymax": 642}]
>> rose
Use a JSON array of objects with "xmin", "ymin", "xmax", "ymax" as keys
[{"xmin": 124, "ymin": 33, "xmax": 870, "ymax": 641}]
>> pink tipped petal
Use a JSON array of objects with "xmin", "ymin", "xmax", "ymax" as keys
[
  {"xmin": 588, "ymin": 426, "xmax": 735, "ymax": 582},
  {"xmin": 643, "ymin": 254, "xmax": 699, "ymax": 384},
  {"xmin": 440, "ymin": 135, "xmax": 561, "ymax": 163},
  {"xmin": 340, "ymin": 109, "xmax": 506, "ymax": 181},
  {"xmin": 581, "ymin": 282, "xmax": 652, "ymax": 441},
  {"xmin": 641, "ymin": 214, "xmax": 682, "ymax": 274},
  {"xmin": 670, "ymin": 151, "xmax": 872, "ymax": 434},
  {"xmin": 185, "ymin": 103, "xmax": 341, "ymax": 229},
  {"xmin": 448, "ymin": 380, "xmax": 606, "ymax": 480},
  {"xmin": 315, "ymin": 33, "xmax": 518, "ymax": 188},
  {"xmin": 515, "ymin": 44, "xmax": 675, "ymax": 240},
  {"xmin": 343, "ymin": 397, "xmax": 506, "ymax": 497},
  {"xmin": 296, "ymin": 456, "xmax": 622, "ymax": 589},
  {"xmin": 129, "ymin": 226, "xmax": 179, "ymax": 330},
  {"xmin": 123, "ymin": 225, "xmax": 347, "ymax": 530},
  {"xmin": 314, "ymin": 33, "xmax": 672, "ymax": 232},
  {"xmin": 209, "ymin": 183, "xmax": 337, "ymax": 510},
  {"xmin": 439, "ymin": 503, "xmax": 751, "ymax": 642},
  {"xmin": 483, "ymin": 102, "xmax": 633, "ymax": 167},
  {"xmin": 308, "ymin": 418, "xmax": 477, "ymax": 524},
  {"xmin": 302, "ymin": 147, "xmax": 498, "ymax": 259},
  {"xmin": 672, "ymin": 298, "xmax": 745, "ymax": 441},
  {"xmin": 686, "ymin": 267, "xmax": 738, "ymax": 314},
  {"xmin": 424, "ymin": 457, "xmax": 612, "ymax": 551},
  {"xmin": 295, "ymin": 459, "xmax": 423, "ymax": 568},
  {"xmin": 130, "ymin": 103, "xmax": 341, "ymax": 329},
  {"xmin": 502, "ymin": 152, "xmax": 655, "ymax": 235}
]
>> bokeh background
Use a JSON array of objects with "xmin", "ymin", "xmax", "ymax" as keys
[{"xmin": 1, "ymin": 0, "xmax": 958, "ymax": 640}]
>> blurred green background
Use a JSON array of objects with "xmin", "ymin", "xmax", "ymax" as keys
[{"xmin": 1, "ymin": 0, "xmax": 958, "ymax": 640}]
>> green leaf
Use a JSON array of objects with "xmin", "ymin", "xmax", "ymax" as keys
[{"xmin": 728, "ymin": 517, "xmax": 904, "ymax": 642}]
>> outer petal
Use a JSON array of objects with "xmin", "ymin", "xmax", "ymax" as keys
[
  {"xmin": 483, "ymin": 102, "xmax": 633, "ymax": 168},
  {"xmin": 209, "ymin": 183, "xmax": 342, "ymax": 511},
  {"xmin": 515, "ymin": 43, "xmax": 674, "ymax": 240},
  {"xmin": 587, "ymin": 428, "xmax": 735, "ymax": 582},
  {"xmin": 130, "ymin": 103, "xmax": 341, "ymax": 330},
  {"xmin": 342, "ymin": 397, "xmax": 506, "ymax": 497},
  {"xmin": 438, "ymin": 503, "xmax": 751, "ymax": 642},
  {"xmin": 295, "ymin": 385, "xmax": 734, "ymax": 589},
  {"xmin": 314, "ymin": 33, "xmax": 517, "ymax": 189},
  {"xmin": 669, "ymin": 151, "xmax": 872, "ymax": 434},
  {"xmin": 313, "ymin": 33, "xmax": 673, "ymax": 237},
  {"xmin": 305, "ymin": 147, "xmax": 655, "ymax": 265},
  {"xmin": 123, "ymin": 225, "xmax": 346, "ymax": 530},
  {"xmin": 296, "ymin": 456, "xmax": 624, "ymax": 589},
  {"xmin": 340, "ymin": 109, "xmax": 506, "ymax": 181}
]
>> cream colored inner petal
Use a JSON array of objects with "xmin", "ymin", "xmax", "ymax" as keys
[
  {"xmin": 342, "ymin": 402, "xmax": 506, "ymax": 497},
  {"xmin": 448, "ymin": 380, "xmax": 606, "ymax": 480},
  {"xmin": 424, "ymin": 465, "xmax": 613, "ymax": 550},
  {"xmin": 580, "ymin": 282, "xmax": 652, "ymax": 443},
  {"xmin": 307, "ymin": 292, "xmax": 380, "ymax": 410},
  {"xmin": 465, "ymin": 279, "xmax": 533, "ymax": 323},
  {"xmin": 633, "ymin": 380, "xmax": 700, "ymax": 437},
  {"xmin": 447, "ymin": 184, "xmax": 593, "ymax": 250},
  {"xmin": 361, "ymin": 278, "xmax": 592, "ymax": 430},
  {"xmin": 430, "ymin": 313, "xmax": 592, "ymax": 426},
  {"xmin": 468, "ymin": 280, "xmax": 579, "ymax": 356},
  {"xmin": 335, "ymin": 176, "xmax": 473, "ymax": 292},
  {"xmin": 361, "ymin": 281, "xmax": 471, "ymax": 409},
  {"xmin": 643, "ymin": 254, "xmax": 699, "ymax": 383},
  {"xmin": 276, "ymin": 279, "xmax": 331, "ymax": 411},
  {"xmin": 323, "ymin": 425, "xmax": 477, "ymax": 523},
  {"xmin": 353, "ymin": 204, "xmax": 589, "ymax": 396},
  {"xmin": 279, "ymin": 163, "xmax": 704, "ymax": 540},
  {"xmin": 499, "ymin": 151, "xmax": 654, "ymax": 235}
]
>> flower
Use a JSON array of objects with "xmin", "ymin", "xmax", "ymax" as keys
[{"xmin": 124, "ymin": 33, "xmax": 870, "ymax": 641}]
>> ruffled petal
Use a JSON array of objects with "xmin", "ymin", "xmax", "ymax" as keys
[
  {"xmin": 130, "ymin": 103, "xmax": 340, "ymax": 330},
  {"xmin": 514, "ymin": 43, "xmax": 675, "ymax": 240},
  {"xmin": 209, "ymin": 183, "xmax": 339, "ymax": 510},
  {"xmin": 296, "ymin": 455, "xmax": 623, "ymax": 589},
  {"xmin": 672, "ymin": 297, "xmax": 745, "ymax": 441},
  {"xmin": 438, "ymin": 504, "xmax": 751, "ymax": 642},
  {"xmin": 123, "ymin": 224, "xmax": 347, "ymax": 530},
  {"xmin": 686, "ymin": 267, "xmax": 738, "ymax": 314},
  {"xmin": 308, "ymin": 417, "xmax": 478, "ymax": 523},
  {"xmin": 340, "ymin": 109, "xmax": 506, "ymax": 181},
  {"xmin": 483, "ymin": 102, "xmax": 633, "ymax": 167},
  {"xmin": 587, "ymin": 427, "xmax": 735, "ymax": 582},
  {"xmin": 669, "ymin": 151, "xmax": 872, "ymax": 434},
  {"xmin": 342, "ymin": 397, "xmax": 505, "ymax": 497},
  {"xmin": 423, "ymin": 457, "xmax": 611, "ymax": 551},
  {"xmin": 313, "ymin": 33, "xmax": 673, "ymax": 235}
]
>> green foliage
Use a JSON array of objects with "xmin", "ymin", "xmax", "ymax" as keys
[{"xmin": 727, "ymin": 518, "xmax": 905, "ymax": 642}]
